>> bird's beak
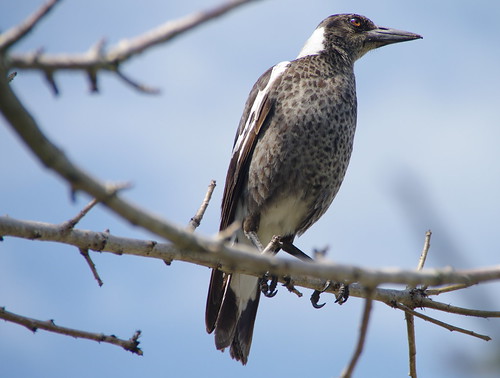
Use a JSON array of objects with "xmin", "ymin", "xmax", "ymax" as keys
[{"xmin": 365, "ymin": 26, "xmax": 422, "ymax": 45}]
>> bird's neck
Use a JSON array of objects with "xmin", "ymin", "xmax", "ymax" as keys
[{"xmin": 323, "ymin": 47, "xmax": 355, "ymax": 72}]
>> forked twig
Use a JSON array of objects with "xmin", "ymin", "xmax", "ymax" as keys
[{"xmin": 405, "ymin": 230, "xmax": 432, "ymax": 377}]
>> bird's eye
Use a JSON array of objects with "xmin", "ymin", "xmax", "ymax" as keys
[{"xmin": 349, "ymin": 17, "xmax": 362, "ymax": 28}]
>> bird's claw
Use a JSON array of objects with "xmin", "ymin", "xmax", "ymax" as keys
[
  {"xmin": 310, "ymin": 280, "xmax": 331, "ymax": 309},
  {"xmin": 310, "ymin": 290, "xmax": 326, "ymax": 309},
  {"xmin": 260, "ymin": 273, "xmax": 278, "ymax": 298},
  {"xmin": 335, "ymin": 283, "xmax": 349, "ymax": 305}
]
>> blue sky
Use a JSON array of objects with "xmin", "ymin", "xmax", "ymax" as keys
[{"xmin": 1, "ymin": 1, "xmax": 500, "ymax": 377}]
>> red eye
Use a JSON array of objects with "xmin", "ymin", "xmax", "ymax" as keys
[{"xmin": 349, "ymin": 17, "xmax": 362, "ymax": 27}]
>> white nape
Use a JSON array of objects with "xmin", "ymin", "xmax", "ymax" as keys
[{"xmin": 296, "ymin": 26, "xmax": 326, "ymax": 58}]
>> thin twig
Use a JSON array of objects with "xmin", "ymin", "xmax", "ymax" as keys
[
  {"xmin": 187, "ymin": 180, "xmax": 216, "ymax": 231},
  {"xmin": 341, "ymin": 291, "xmax": 374, "ymax": 378},
  {"xmin": 60, "ymin": 198, "xmax": 99, "ymax": 231},
  {"xmin": 396, "ymin": 303, "xmax": 491, "ymax": 341},
  {"xmin": 405, "ymin": 310, "xmax": 417, "ymax": 378},
  {"xmin": 44, "ymin": 70, "xmax": 59, "ymax": 95},
  {"xmin": 419, "ymin": 297, "xmax": 500, "ymax": 318},
  {"xmin": 79, "ymin": 248, "xmax": 104, "ymax": 286},
  {"xmin": 114, "ymin": 69, "xmax": 160, "ymax": 94},
  {"xmin": 417, "ymin": 230, "xmax": 432, "ymax": 271},
  {"xmin": 0, "ymin": 0, "xmax": 60, "ymax": 52},
  {"xmin": 425, "ymin": 283, "xmax": 472, "ymax": 295},
  {"xmin": 0, "ymin": 306, "xmax": 142, "ymax": 355}
]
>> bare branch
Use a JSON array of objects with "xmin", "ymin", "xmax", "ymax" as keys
[
  {"xmin": 0, "ymin": 0, "xmax": 60, "ymax": 52},
  {"xmin": 188, "ymin": 180, "xmax": 216, "ymax": 231},
  {"xmin": 0, "ymin": 68, "xmax": 216, "ymax": 250},
  {"xmin": 2, "ymin": 216, "xmax": 500, "ymax": 291},
  {"xmin": 5, "ymin": 0, "xmax": 259, "ymax": 92},
  {"xmin": 0, "ymin": 307, "xmax": 142, "ymax": 355},
  {"xmin": 395, "ymin": 303, "xmax": 491, "ymax": 342},
  {"xmin": 341, "ymin": 291, "xmax": 374, "ymax": 378},
  {"xmin": 104, "ymin": 0, "xmax": 260, "ymax": 63}
]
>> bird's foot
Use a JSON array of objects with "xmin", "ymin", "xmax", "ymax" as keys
[
  {"xmin": 335, "ymin": 282, "xmax": 349, "ymax": 305},
  {"xmin": 310, "ymin": 280, "xmax": 331, "ymax": 309},
  {"xmin": 310, "ymin": 281, "xmax": 349, "ymax": 308},
  {"xmin": 259, "ymin": 273, "xmax": 278, "ymax": 298}
]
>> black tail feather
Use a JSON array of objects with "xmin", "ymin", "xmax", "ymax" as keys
[{"xmin": 205, "ymin": 268, "xmax": 226, "ymax": 333}]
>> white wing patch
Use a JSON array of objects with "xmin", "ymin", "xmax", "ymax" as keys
[
  {"xmin": 233, "ymin": 61, "xmax": 291, "ymax": 163},
  {"xmin": 296, "ymin": 26, "xmax": 325, "ymax": 59}
]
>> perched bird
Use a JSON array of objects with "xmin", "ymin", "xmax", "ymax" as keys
[{"xmin": 206, "ymin": 13, "xmax": 421, "ymax": 364}]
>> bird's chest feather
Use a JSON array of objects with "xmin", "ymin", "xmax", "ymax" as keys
[{"xmin": 247, "ymin": 67, "xmax": 357, "ymax": 206}]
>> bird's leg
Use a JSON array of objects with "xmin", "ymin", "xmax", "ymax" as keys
[
  {"xmin": 280, "ymin": 237, "xmax": 313, "ymax": 261},
  {"xmin": 279, "ymin": 237, "xmax": 334, "ymax": 308},
  {"xmin": 244, "ymin": 230, "xmax": 264, "ymax": 252},
  {"xmin": 244, "ymin": 231, "xmax": 279, "ymax": 298}
]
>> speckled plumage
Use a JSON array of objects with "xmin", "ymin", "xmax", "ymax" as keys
[
  {"xmin": 246, "ymin": 54, "xmax": 357, "ymax": 237},
  {"xmin": 206, "ymin": 13, "xmax": 421, "ymax": 365}
]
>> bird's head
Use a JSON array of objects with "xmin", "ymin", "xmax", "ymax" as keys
[{"xmin": 298, "ymin": 14, "xmax": 422, "ymax": 62}]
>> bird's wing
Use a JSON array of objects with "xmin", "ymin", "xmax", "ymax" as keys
[
  {"xmin": 206, "ymin": 61, "xmax": 291, "ymax": 335},
  {"xmin": 220, "ymin": 61, "xmax": 291, "ymax": 231}
]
